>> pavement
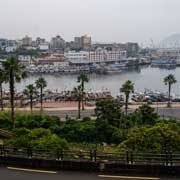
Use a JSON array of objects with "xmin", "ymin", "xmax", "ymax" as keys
[
  {"xmin": 0, "ymin": 167, "xmax": 177, "ymax": 180},
  {"xmin": 43, "ymin": 107, "xmax": 180, "ymax": 121},
  {"xmin": 4, "ymin": 104, "xmax": 180, "ymax": 121}
]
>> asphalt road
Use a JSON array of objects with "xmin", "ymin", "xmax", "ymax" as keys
[
  {"xmin": 0, "ymin": 167, "xmax": 177, "ymax": 180},
  {"xmin": 44, "ymin": 109, "xmax": 95, "ymax": 121},
  {"xmin": 44, "ymin": 107, "xmax": 180, "ymax": 121}
]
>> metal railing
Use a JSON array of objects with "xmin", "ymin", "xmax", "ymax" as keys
[{"xmin": 1, "ymin": 145, "xmax": 180, "ymax": 166}]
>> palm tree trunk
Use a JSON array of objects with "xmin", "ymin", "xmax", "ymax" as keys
[
  {"xmin": 30, "ymin": 95, "xmax": 33, "ymax": 112},
  {"xmin": 125, "ymin": 94, "xmax": 129, "ymax": 115},
  {"xmin": 40, "ymin": 87, "xmax": 43, "ymax": 112},
  {"xmin": 78, "ymin": 99, "xmax": 81, "ymax": 119},
  {"xmin": 82, "ymin": 82, "xmax": 85, "ymax": 110},
  {"xmin": 168, "ymin": 83, "xmax": 171, "ymax": 107},
  {"xmin": 10, "ymin": 71, "xmax": 15, "ymax": 128},
  {"xmin": 0, "ymin": 82, "xmax": 3, "ymax": 111}
]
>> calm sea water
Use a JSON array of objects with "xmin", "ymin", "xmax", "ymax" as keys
[{"xmin": 4, "ymin": 65, "xmax": 180, "ymax": 97}]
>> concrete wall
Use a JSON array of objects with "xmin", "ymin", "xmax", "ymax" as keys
[{"xmin": 1, "ymin": 156, "xmax": 180, "ymax": 177}]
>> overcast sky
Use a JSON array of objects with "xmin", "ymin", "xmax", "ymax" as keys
[{"xmin": 0, "ymin": 0, "xmax": 180, "ymax": 44}]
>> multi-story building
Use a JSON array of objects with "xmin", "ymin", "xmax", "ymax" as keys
[
  {"xmin": 18, "ymin": 55, "xmax": 34, "ymax": 64},
  {"xmin": 38, "ymin": 54, "xmax": 69, "ymax": 67},
  {"xmin": 6, "ymin": 40, "xmax": 17, "ymax": 47},
  {"xmin": 81, "ymin": 35, "xmax": 91, "ymax": 50},
  {"xmin": 50, "ymin": 35, "xmax": 66, "ymax": 50},
  {"xmin": 5, "ymin": 40, "xmax": 18, "ymax": 53},
  {"xmin": 36, "ymin": 37, "xmax": 46, "ymax": 46},
  {"xmin": 65, "ymin": 50, "xmax": 127, "ymax": 64},
  {"xmin": 0, "ymin": 39, "xmax": 7, "ymax": 49},
  {"xmin": 126, "ymin": 42, "xmax": 139, "ymax": 57},
  {"xmin": 22, "ymin": 35, "xmax": 32, "ymax": 46},
  {"xmin": 73, "ymin": 35, "xmax": 91, "ymax": 50},
  {"xmin": 39, "ymin": 42, "xmax": 49, "ymax": 51},
  {"xmin": 5, "ymin": 46, "xmax": 17, "ymax": 53},
  {"xmin": 74, "ymin": 37, "xmax": 82, "ymax": 50},
  {"xmin": 65, "ymin": 51, "xmax": 89, "ymax": 64}
]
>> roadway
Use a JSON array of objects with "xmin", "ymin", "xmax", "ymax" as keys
[
  {"xmin": 0, "ymin": 167, "xmax": 177, "ymax": 180},
  {"xmin": 43, "ymin": 107, "xmax": 180, "ymax": 121}
]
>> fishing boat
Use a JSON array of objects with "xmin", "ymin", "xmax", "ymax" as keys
[{"xmin": 151, "ymin": 59, "xmax": 177, "ymax": 68}]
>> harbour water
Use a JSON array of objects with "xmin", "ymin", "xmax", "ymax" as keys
[{"xmin": 4, "ymin": 65, "xmax": 180, "ymax": 97}]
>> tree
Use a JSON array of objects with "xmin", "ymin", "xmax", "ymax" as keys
[
  {"xmin": 59, "ymin": 120, "xmax": 97, "ymax": 143},
  {"xmin": 35, "ymin": 77, "xmax": 47, "ymax": 112},
  {"xmin": 135, "ymin": 104, "xmax": 159, "ymax": 125},
  {"xmin": 3, "ymin": 57, "xmax": 26, "ymax": 128},
  {"xmin": 164, "ymin": 74, "xmax": 177, "ymax": 107},
  {"xmin": 116, "ymin": 124, "xmax": 180, "ymax": 153},
  {"xmin": 24, "ymin": 84, "xmax": 37, "ymax": 112},
  {"xmin": 73, "ymin": 85, "xmax": 82, "ymax": 119},
  {"xmin": 6, "ymin": 128, "xmax": 68, "ymax": 150},
  {"xmin": 95, "ymin": 99, "xmax": 122, "ymax": 128},
  {"xmin": 120, "ymin": 80, "xmax": 134, "ymax": 115},
  {"xmin": 0, "ymin": 67, "xmax": 5, "ymax": 111},
  {"xmin": 77, "ymin": 73, "xmax": 89, "ymax": 110}
]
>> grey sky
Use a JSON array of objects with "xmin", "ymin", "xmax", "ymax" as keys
[{"xmin": 0, "ymin": 0, "xmax": 180, "ymax": 44}]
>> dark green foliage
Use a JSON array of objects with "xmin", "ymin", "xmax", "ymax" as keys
[
  {"xmin": 134, "ymin": 104, "xmax": 159, "ymax": 125},
  {"xmin": 0, "ymin": 111, "xmax": 13, "ymax": 130},
  {"xmin": 1, "ymin": 99, "xmax": 180, "ymax": 153},
  {"xmin": 94, "ymin": 99, "xmax": 125, "ymax": 144},
  {"xmin": 59, "ymin": 120, "xmax": 97, "ymax": 143},
  {"xmin": 95, "ymin": 99, "xmax": 122, "ymax": 127},
  {"xmin": 16, "ymin": 49, "xmax": 39, "ymax": 56},
  {"xmin": 0, "ymin": 112, "xmax": 61, "ymax": 133},
  {"xmin": 116, "ymin": 123, "xmax": 180, "ymax": 153},
  {"xmin": 16, "ymin": 114, "xmax": 61, "ymax": 133},
  {"xmin": 5, "ymin": 128, "xmax": 68, "ymax": 149}
]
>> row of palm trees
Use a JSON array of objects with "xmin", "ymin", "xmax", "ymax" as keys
[
  {"xmin": 23, "ymin": 73, "xmax": 89, "ymax": 119},
  {"xmin": 0, "ymin": 56, "xmax": 178, "ymax": 127},
  {"xmin": 73, "ymin": 73, "xmax": 89, "ymax": 119},
  {"xmin": 0, "ymin": 56, "xmax": 89, "ymax": 126},
  {"xmin": 120, "ymin": 74, "xmax": 177, "ymax": 114},
  {"xmin": 22, "ymin": 73, "xmax": 178, "ymax": 118},
  {"xmin": 23, "ymin": 77, "xmax": 47, "ymax": 112},
  {"xmin": 23, "ymin": 73, "xmax": 177, "ymax": 119}
]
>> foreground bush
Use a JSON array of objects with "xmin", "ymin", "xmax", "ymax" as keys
[
  {"xmin": 116, "ymin": 123, "xmax": 180, "ymax": 153},
  {"xmin": 0, "ymin": 112, "xmax": 61, "ymax": 133},
  {"xmin": 5, "ymin": 128, "xmax": 68, "ymax": 149}
]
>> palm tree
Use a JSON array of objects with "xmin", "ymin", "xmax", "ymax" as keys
[
  {"xmin": 77, "ymin": 73, "xmax": 89, "ymax": 110},
  {"xmin": 2, "ymin": 57, "xmax": 26, "ymax": 128},
  {"xmin": 73, "ymin": 85, "xmax": 82, "ymax": 119},
  {"xmin": 35, "ymin": 77, "xmax": 47, "ymax": 111},
  {"xmin": 164, "ymin": 74, "xmax": 177, "ymax": 107},
  {"xmin": 0, "ymin": 67, "xmax": 5, "ymax": 111},
  {"xmin": 24, "ymin": 84, "xmax": 37, "ymax": 112},
  {"xmin": 120, "ymin": 80, "xmax": 134, "ymax": 115}
]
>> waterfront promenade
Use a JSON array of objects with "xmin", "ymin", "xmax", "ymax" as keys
[{"xmin": 3, "ymin": 102, "xmax": 180, "ymax": 120}]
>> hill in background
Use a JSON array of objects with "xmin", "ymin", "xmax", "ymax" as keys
[{"xmin": 158, "ymin": 34, "xmax": 180, "ymax": 48}]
